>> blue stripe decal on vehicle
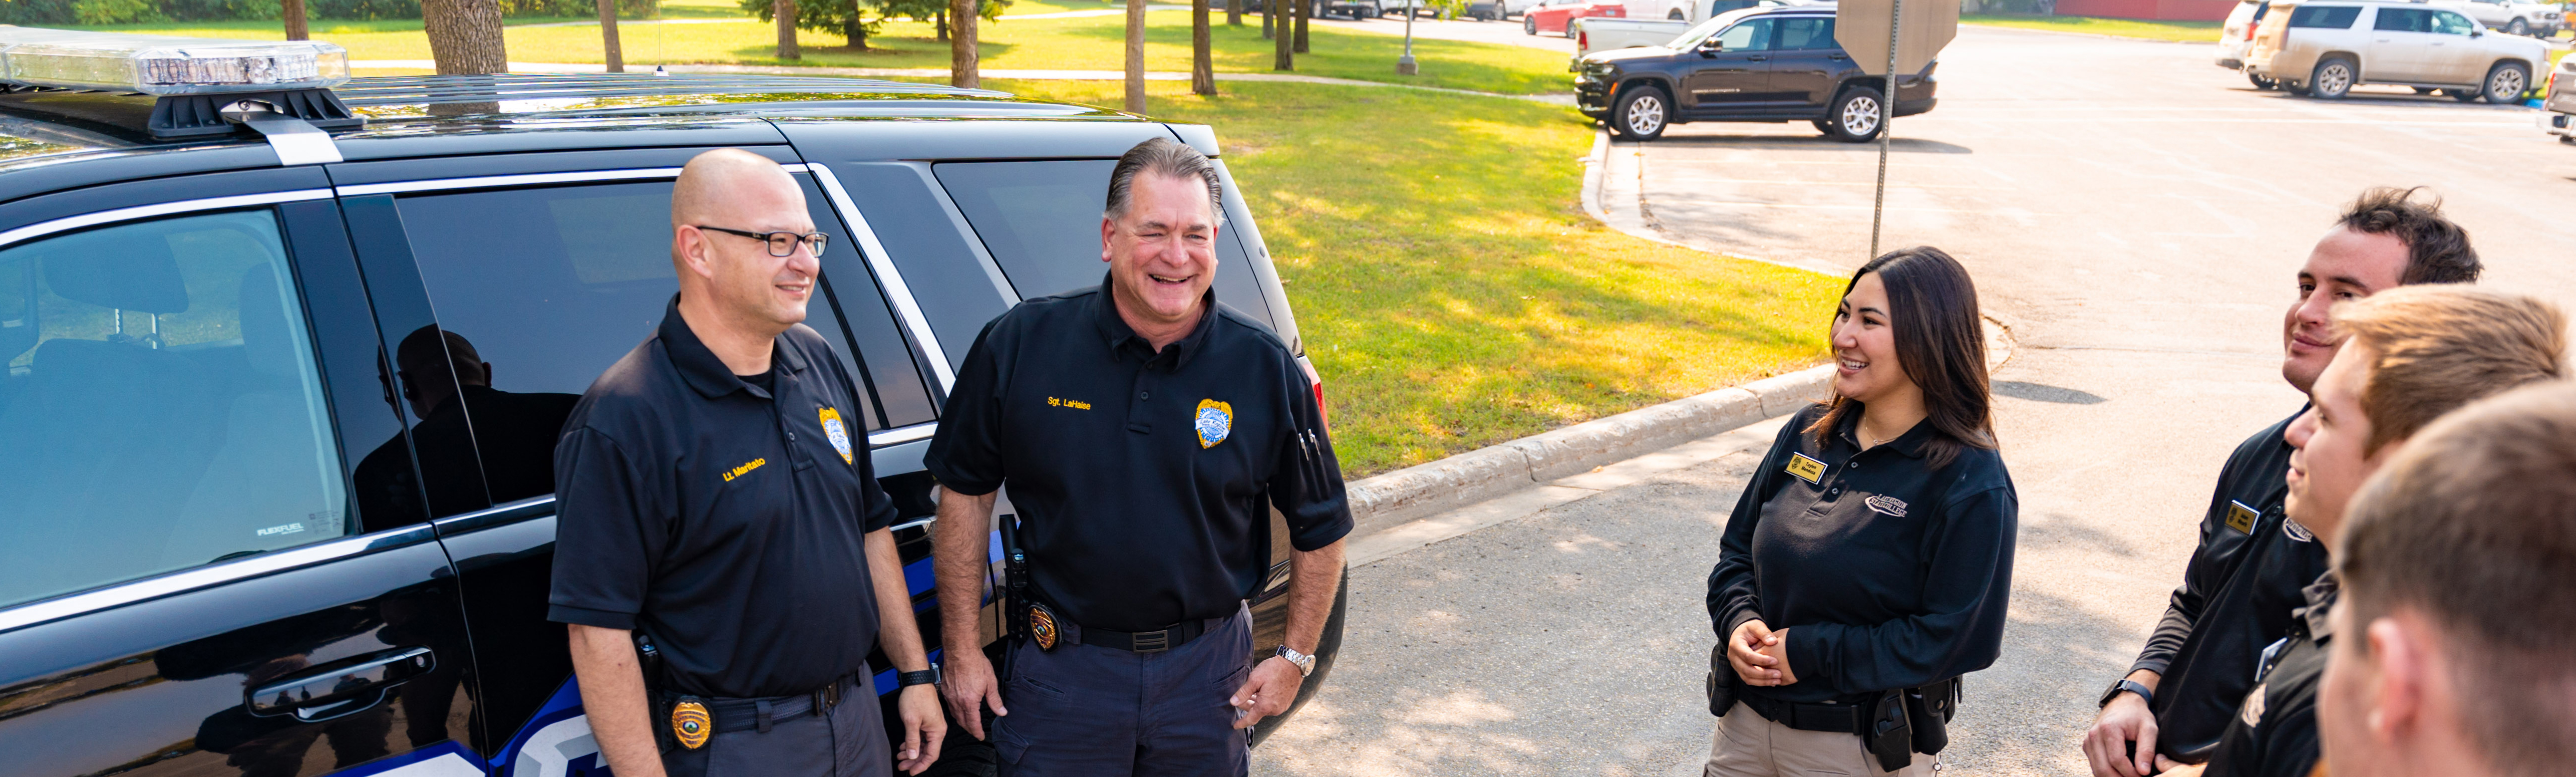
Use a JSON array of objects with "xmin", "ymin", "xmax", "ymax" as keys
[
  {"xmin": 491, "ymin": 678, "xmax": 608, "ymax": 777},
  {"xmin": 324, "ymin": 740, "xmax": 486, "ymax": 777}
]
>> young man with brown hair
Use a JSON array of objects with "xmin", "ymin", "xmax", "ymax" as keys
[
  {"xmin": 2084, "ymin": 188, "xmax": 2482, "ymax": 777},
  {"xmin": 2320, "ymin": 381, "xmax": 2576, "ymax": 777},
  {"xmin": 2162, "ymin": 285, "xmax": 2566, "ymax": 777}
]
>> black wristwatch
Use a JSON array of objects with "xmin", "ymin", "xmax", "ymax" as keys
[
  {"xmin": 2098, "ymin": 678, "xmax": 2153, "ymax": 708},
  {"xmin": 898, "ymin": 663, "xmax": 942, "ymax": 689}
]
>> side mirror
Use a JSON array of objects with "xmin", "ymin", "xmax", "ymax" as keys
[{"xmin": 2472, "ymin": 27, "xmax": 2484, "ymax": 36}]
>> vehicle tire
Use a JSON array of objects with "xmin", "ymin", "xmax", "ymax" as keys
[
  {"xmin": 1668, "ymin": 8, "xmax": 1684, "ymax": 18},
  {"xmin": 1525, "ymin": 14, "xmax": 1537, "ymax": 33},
  {"xmin": 1613, "ymin": 85, "xmax": 1671, "ymax": 140},
  {"xmin": 2481, "ymin": 61, "xmax": 2530, "ymax": 103},
  {"xmin": 1810, "ymin": 117, "xmax": 1834, "ymax": 135},
  {"xmin": 2413, "ymin": 86, "xmax": 2438, "ymax": 94},
  {"xmin": 2308, "ymin": 56, "xmax": 2355, "ymax": 99},
  {"xmin": 2506, "ymin": 17, "xmax": 2529, "ymax": 36},
  {"xmin": 2249, "ymin": 72, "xmax": 2276, "ymax": 90},
  {"xmin": 1826, "ymin": 86, "xmax": 1886, "ymax": 142}
]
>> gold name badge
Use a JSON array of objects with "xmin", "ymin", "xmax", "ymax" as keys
[
  {"xmin": 2225, "ymin": 501, "xmax": 2259, "ymax": 534},
  {"xmin": 671, "ymin": 700, "xmax": 711, "ymax": 750},
  {"xmin": 1785, "ymin": 453, "xmax": 1828, "ymax": 485}
]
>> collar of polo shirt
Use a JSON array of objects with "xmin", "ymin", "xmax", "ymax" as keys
[
  {"xmin": 1091, "ymin": 271, "xmax": 1220, "ymax": 370},
  {"xmin": 1831, "ymin": 408, "xmax": 1933, "ymax": 459},
  {"xmin": 659, "ymin": 294, "xmax": 809, "ymax": 399}
]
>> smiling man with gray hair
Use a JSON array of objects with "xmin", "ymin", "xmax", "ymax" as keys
[{"xmin": 927, "ymin": 137, "xmax": 1351, "ymax": 777}]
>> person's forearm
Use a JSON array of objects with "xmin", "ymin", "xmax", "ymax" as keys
[
  {"xmin": 1281, "ymin": 539, "xmax": 1345, "ymax": 654},
  {"xmin": 868, "ymin": 529, "xmax": 931, "ymax": 673},
  {"xmin": 2125, "ymin": 669, "xmax": 2162, "ymax": 693},
  {"xmin": 933, "ymin": 487, "xmax": 998, "ymax": 653},
  {"xmin": 569, "ymin": 624, "xmax": 665, "ymax": 777}
]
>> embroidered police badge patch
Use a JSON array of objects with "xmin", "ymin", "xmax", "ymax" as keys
[
  {"xmin": 1195, "ymin": 399, "xmax": 1233, "ymax": 449},
  {"xmin": 671, "ymin": 699, "xmax": 712, "ymax": 749},
  {"xmin": 819, "ymin": 406, "xmax": 854, "ymax": 465}
]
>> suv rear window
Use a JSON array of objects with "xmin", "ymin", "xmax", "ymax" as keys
[
  {"xmin": 2290, "ymin": 4, "xmax": 2362, "ymax": 27},
  {"xmin": 0, "ymin": 210, "xmax": 347, "ymax": 608},
  {"xmin": 933, "ymin": 160, "xmax": 1276, "ymax": 329}
]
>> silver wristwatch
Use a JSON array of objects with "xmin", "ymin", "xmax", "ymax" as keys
[{"xmin": 1274, "ymin": 645, "xmax": 1316, "ymax": 677}]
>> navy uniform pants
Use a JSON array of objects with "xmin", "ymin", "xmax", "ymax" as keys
[
  {"xmin": 661, "ymin": 673, "xmax": 891, "ymax": 777},
  {"xmin": 994, "ymin": 606, "xmax": 1253, "ymax": 777}
]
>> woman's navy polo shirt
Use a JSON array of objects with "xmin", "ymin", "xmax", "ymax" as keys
[
  {"xmin": 1706, "ymin": 403, "xmax": 2019, "ymax": 704},
  {"xmin": 925, "ymin": 282, "xmax": 1352, "ymax": 634},
  {"xmin": 548, "ymin": 297, "xmax": 897, "ymax": 699}
]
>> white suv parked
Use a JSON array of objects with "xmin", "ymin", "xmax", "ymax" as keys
[
  {"xmin": 2246, "ymin": 0, "xmax": 2552, "ymax": 102},
  {"xmin": 2438, "ymin": 0, "xmax": 2563, "ymax": 36}
]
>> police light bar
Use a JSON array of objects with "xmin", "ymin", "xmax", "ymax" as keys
[{"xmin": 0, "ymin": 26, "xmax": 348, "ymax": 95}]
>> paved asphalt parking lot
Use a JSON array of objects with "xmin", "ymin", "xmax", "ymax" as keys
[{"xmin": 1254, "ymin": 25, "xmax": 2576, "ymax": 777}]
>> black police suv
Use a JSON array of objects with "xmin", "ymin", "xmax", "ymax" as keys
[
  {"xmin": 1574, "ymin": 5, "xmax": 1938, "ymax": 141},
  {"xmin": 0, "ymin": 57, "xmax": 1345, "ymax": 777}
]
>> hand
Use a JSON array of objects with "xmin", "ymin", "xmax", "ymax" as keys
[
  {"xmin": 939, "ymin": 649, "xmax": 1007, "ymax": 740},
  {"xmin": 893, "ymin": 683, "xmax": 946, "ymax": 775},
  {"xmin": 1759, "ymin": 628, "xmax": 1797, "ymax": 686},
  {"xmin": 2153, "ymin": 756, "xmax": 2204, "ymax": 777},
  {"xmin": 1229, "ymin": 656, "xmax": 1305, "ymax": 730},
  {"xmin": 2083, "ymin": 690, "xmax": 2160, "ymax": 777},
  {"xmin": 1728, "ymin": 620, "xmax": 1786, "ymax": 686}
]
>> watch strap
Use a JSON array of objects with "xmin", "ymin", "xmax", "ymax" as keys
[
  {"xmin": 898, "ymin": 664, "xmax": 942, "ymax": 688},
  {"xmin": 1274, "ymin": 645, "xmax": 1315, "ymax": 677},
  {"xmin": 2100, "ymin": 678, "xmax": 2152, "ymax": 708}
]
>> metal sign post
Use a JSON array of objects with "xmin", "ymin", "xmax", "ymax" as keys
[
  {"xmin": 1834, "ymin": 0, "xmax": 1958, "ymax": 261},
  {"xmin": 1398, "ymin": 3, "xmax": 1419, "ymax": 75},
  {"xmin": 1870, "ymin": 0, "xmax": 1899, "ymax": 259}
]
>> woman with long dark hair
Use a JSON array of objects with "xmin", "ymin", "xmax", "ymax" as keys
[{"xmin": 1702, "ymin": 247, "xmax": 2019, "ymax": 776}]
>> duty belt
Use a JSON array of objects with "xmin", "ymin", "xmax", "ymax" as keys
[
  {"xmin": 662, "ymin": 673, "xmax": 859, "ymax": 735},
  {"xmin": 1035, "ymin": 597, "xmax": 1236, "ymax": 654},
  {"xmin": 1739, "ymin": 692, "xmax": 1870, "ymax": 735}
]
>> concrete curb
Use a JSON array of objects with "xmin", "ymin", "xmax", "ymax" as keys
[{"xmin": 1344, "ymin": 365, "xmax": 1834, "ymax": 538}]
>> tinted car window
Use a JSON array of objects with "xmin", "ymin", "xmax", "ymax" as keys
[
  {"xmin": 1776, "ymin": 16, "xmax": 1834, "ymax": 49},
  {"xmin": 2293, "ymin": 4, "xmax": 2363, "ymax": 27},
  {"xmin": 933, "ymin": 160, "xmax": 1274, "ymax": 327},
  {"xmin": 2374, "ymin": 7, "xmax": 2428, "ymax": 30},
  {"xmin": 1715, "ymin": 18, "xmax": 1776, "ymax": 50},
  {"xmin": 0, "ymin": 210, "xmax": 347, "ymax": 608},
  {"xmin": 2430, "ymin": 10, "xmax": 2474, "ymax": 33}
]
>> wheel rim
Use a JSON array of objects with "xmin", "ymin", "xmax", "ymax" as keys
[
  {"xmin": 2319, "ymin": 63, "xmax": 2351, "ymax": 95},
  {"xmin": 1624, "ymin": 93, "xmax": 1665, "ymax": 135},
  {"xmin": 2492, "ymin": 68, "xmax": 2525, "ymax": 98},
  {"xmin": 1841, "ymin": 94, "xmax": 1881, "ymax": 137}
]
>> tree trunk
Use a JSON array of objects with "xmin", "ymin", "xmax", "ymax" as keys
[
  {"xmin": 421, "ymin": 0, "xmax": 507, "ymax": 75},
  {"xmin": 951, "ymin": 0, "xmax": 980, "ymax": 88},
  {"xmin": 1124, "ymin": 0, "xmax": 1147, "ymax": 113},
  {"xmin": 775, "ymin": 0, "xmax": 800, "ymax": 59},
  {"xmin": 937, "ymin": 10, "xmax": 948, "ymax": 41},
  {"xmin": 282, "ymin": 0, "xmax": 309, "ymax": 40},
  {"xmin": 1192, "ymin": 0, "xmax": 1214, "ymax": 95},
  {"xmin": 847, "ymin": 8, "xmax": 869, "ymax": 50},
  {"xmin": 1226, "ymin": 0, "xmax": 1240, "ymax": 27},
  {"xmin": 1272, "ymin": 1, "xmax": 1290, "ymax": 68},
  {"xmin": 1292, "ymin": 0, "xmax": 1307, "ymax": 53},
  {"xmin": 597, "ymin": 0, "xmax": 624, "ymax": 72}
]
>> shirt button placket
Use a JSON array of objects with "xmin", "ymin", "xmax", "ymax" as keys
[{"xmin": 1127, "ymin": 366, "xmax": 1157, "ymax": 435}]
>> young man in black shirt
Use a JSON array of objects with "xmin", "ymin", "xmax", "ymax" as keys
[
  {"xmin": 2163, "ymin": 286, "xmax": 2565, "ymax": 777},
  {"xmin": 2320, "ymin": 382, "xmax": 2576, "ymax": 777},
  {"xmin": 2083, "ymin": 188, "xmax": 2481, "ymax": 777},
  {"xmin": 549, "ymin": 150, "xmax": 944, "ymax": 777}
]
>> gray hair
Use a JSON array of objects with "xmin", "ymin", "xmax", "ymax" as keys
[{"xmin": 1104, "ymin": 137, "xmax": 1226, "ymax": 227}]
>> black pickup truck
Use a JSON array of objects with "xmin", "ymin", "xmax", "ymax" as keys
[{"xmin": 1574, "ymin": 5, "xmax": 1937, "ymax": 141}]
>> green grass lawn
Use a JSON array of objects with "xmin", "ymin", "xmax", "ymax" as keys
[
  {"xmin": 958, "ymin": 79, "xmax": 1839, "ymax": 474},
  {"xmin": 81, "ymin": 8, "xmax": 1573, "ymax": 94},
  {"xmin": 1962, "ymin": 13, "xmax": 2222, "ymax": 42}
]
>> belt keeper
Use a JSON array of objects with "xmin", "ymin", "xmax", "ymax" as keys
[{"xmin": 755, "ymin": 699, "xmax": 773, "ymax": 733}]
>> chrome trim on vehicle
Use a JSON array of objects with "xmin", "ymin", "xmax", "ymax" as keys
[
  {"xmin": 803, "ymin": 162, "xmax": 958, "ymax": 391},
  {"xmin": 0, "ymin": 525, "xmax": 438, "ymax": 635},
  {"xmin": 431, "ymin": 494, "xmax": 561, "ymax": 534},
  {"xmin": 333, "ymin": 168, "xmax": 688, "ymax": 197},
  {"xmin": 868, "ymin": 422, "xmax": 938, "ymax": 446},
  {"xmin": 0, "ymin": 189, "xmax": 335, "ymax": 250}
]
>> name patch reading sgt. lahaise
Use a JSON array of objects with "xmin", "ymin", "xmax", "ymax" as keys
[
  {"xmin": 1785, "ymin": 453, "xmax": 1829, "ymax": 485},
  {"xmin": 2225, "ymin": 501, "xmax": 2259, "ymax": 534}
]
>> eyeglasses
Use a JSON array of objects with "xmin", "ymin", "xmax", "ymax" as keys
[{"xmin": 696, "ymin": 225, "xmax": 830, "ymax": 258}]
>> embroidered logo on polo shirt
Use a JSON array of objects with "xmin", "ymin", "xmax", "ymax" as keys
[
  {"xmin": 2226, "ymin": 501, "xmax": 2259, "ymax": 534},
  {"xmin": 820, "ymin": 406, "xmax": 855, "ymax": 465},
  {"xmin": 2283, "ymin": 518, "xmax": 2315, "ymax": 542},
  {"xmin": 1784, "ymin": 453, "xmax": 1828, "ymax": 484},
  {"xmin": 1865, "ymin": 495, "xmax": 1910, "ymax": 517},
  {"xmin": 1195, "ymin": 399, "xmax": 1233, "ymax": 449}
]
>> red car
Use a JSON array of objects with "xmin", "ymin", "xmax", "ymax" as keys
[{"xmin": 1525, "ymin": 0, "xmax": 1625, "ymax": 36}]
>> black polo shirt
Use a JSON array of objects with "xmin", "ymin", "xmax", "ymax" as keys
[
  {"xmin": 2204, "ymin": 572, "xmax": 2335, "ymax": 777},
  {"xmin": 548, "ymin": 296, "xmax": 897, "ymax": 699},
  {"xmin": 1706, "ymin": 404, "xmax": 2018, "ymax": 705},
  {"xmin": 924, "ymin": 281, "xmax": 1352, "ymax": 633},
  {"xmin": 2133, "ymin": 407, "xmax": 2332, "ymax": 760}
]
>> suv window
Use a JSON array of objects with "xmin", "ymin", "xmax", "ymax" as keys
[
  {"xmin": 1775, "ymin": 16, "xmax": 1834, "ymax": 49},
  {"xmin": 2430, "ymin": 9, "xmax": 2475, "ymax": 33},
  {"xmin": 2291, "ymin": 4, "xmax": 2363, "ymax": 27},
  {"xmin": 1714, "ymin": 17, "xmax": 1776, "ymax": 50},
  {"xmin": 932, "ymin": 161, "xmax": 1274, "ymax": 327},
  {"xmin": 2375, "ymin": 7, "xmax": 2431, "ymax": 30},
  {"xmin": 0, "ymin": 210, "xmax": 347, "ymax": 609}
]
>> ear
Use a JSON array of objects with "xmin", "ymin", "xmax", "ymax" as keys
[
  {"xmin": 675, "ymin": 225, "xmax": 718, "ymax": 281},
  {"xmin": 2365, "ymin": 616, "xmax": 2427, "ymax": 742},
  {"xmin": 1101, "ymin": 215, "xmax": 1116, "ymax": 263}
]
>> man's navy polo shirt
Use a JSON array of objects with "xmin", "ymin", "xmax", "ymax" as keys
[
  {"xmin": 925, "ymin": 281, "xmax": 1353, "ymax": 633},
  {"xmin": 549, "ymin": 296, "xmax": 897, "ymax": 699}
]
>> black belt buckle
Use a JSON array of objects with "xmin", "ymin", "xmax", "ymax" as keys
[
  {"xmin": 1131, "ymin": 629, "xmax": 1171, "ymax": 653},
  {"xmin": 814, "ymin": 677, "xmax": 843, "ymax": 712}
]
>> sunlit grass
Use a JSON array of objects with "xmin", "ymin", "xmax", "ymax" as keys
[
  {"xmin": 969, "ymin": 79, "xmax": 1839, "ymax": 474},
  {"xmin": 1961, "ymin": 13, "xmax": 2222, "ymax": 42}
]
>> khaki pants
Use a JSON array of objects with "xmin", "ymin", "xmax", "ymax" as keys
[{"xmin": 1704, "ymin": 701, "xmax": 1936, "ymax": 777}]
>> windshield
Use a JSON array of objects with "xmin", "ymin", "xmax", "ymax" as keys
[{"xmin": 1669, "ymin": 14, "xmax": 1737, "ymax": 47}]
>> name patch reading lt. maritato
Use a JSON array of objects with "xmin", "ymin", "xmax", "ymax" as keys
[{"xmin": 1785, "ymin": 453, "xmax": 1828, "ymax": 485}]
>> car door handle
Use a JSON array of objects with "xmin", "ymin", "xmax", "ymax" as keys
[
  {"xmin": 1748, "ymin": 55, "xmax": 1768, "ymax": 61},
  {"xmin": 247, "ymin": 646, "xmax": 435, "ymax": 722},
  {"xmin": 1827, "ymin": 53, "xmax": 1848, "ymax": 60}
]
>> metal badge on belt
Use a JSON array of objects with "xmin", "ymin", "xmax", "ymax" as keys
[
  {"xmin": 1028, "ymin": 601, "xmax": 1062, "ymax": 652},
  {"xmin": 671, "ymin": 697, "xmax": 711, "ymax": 749}
]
